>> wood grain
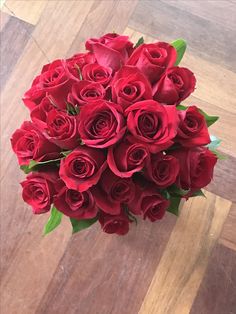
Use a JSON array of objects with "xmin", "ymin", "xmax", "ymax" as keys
[{"xmin": 219, "ymin": 202, "xmax": 236, "ymax": 251}]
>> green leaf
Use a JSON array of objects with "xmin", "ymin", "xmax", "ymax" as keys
[
  {"xmin": 171, "ymin": 38, "xmax": 187, "ymax": 65},
  {"xmin": 176, "ymin": 104, "xmax": 187, "ymax": 111},
  {"xmin": 43, "ymin": 206, "xmax": 63, "ymax": 235},
  {"xmin": 61, "ymin": 150, "xmax": 72, "ymax": 157},
  {"xmin": 70, "ymin": 217, "xmax": 98, "ymax": 234},
  {"xmin": 207, "ymin": 135, "xmax": 221, "ymax": 150},
  {"xmin": 191, "ymin": 189, "xmax": 206, "ymax": 197},
  {"xmin": 210, "ymin": 149, "xmax": 227, "ymax": 160},
  {"xmin": 167, "ymin": 196, "xmax": 182, "ymax": 216},
  {"xmin": 198, "ymin": 108, "xmax": 219, "ymax": 127},
  {"xmin": 134, "ymin": 36, "xmax": 144, "ymax": 48},
  {"xmin": 168, "ymin": 185, "xmax": 189, "ymax": 197},
  {"xmin": 66, "ymin": 102, "xmax": 79, "ymax": 115}
]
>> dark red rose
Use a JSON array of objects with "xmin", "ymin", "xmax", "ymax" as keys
[
  {"xmin": 67, "ymin": 81, "xmax": 106, "ymax": 107},
  {"xmin": 153, "ymin": 67, "xmax": 196, "ymax": 105},
  {"xmin": 23, "ymin": 60, "xmax": 73, "ymax": 111},
  {"xmin": 86, "ymin": 33, "xmax": 133, "ymax": 71},
  {"xmin": 92, "ymin": 169, "xmax": 135, "ymax": 215},
  {"xmin": 78, "ymin": 100, "xmax": 126, "ymax": 148},
  {"xmin": 172, "ymin": 147, "xmax": 217, "ymax": 190},
  {"xmin": 145, "ymin": 152, "xmax": 179, "ymax": 188},
  {"xmin": 65, "ymin": 52, "xmax": 95, "ymax": 81},
  {"xmin": 99, "ymin": 211, "xmax": 130, "ymax": 235},
  {"xmin": 128, "ymin": 185, "xmax": 169, "ymax": 221},
  {"xmin": 111, "ymin": 65, "xmax": 152, "ymax": 109},
  {"xmin": 45, "ymin": 109, "xmax": 79, "ymax": 149},
  {"xmin": 125, "ymin": 100, "xmax": 179, "ymax": 153},
  {"xmin": 107, "ymin": 138, "xmax": 149, "ymax": 177},
  {"xmin": 30, "ymin": 95, "xmax": 56, "ymax": 129},
  {"xmin": 11, "ymin": 121, "xmax": 60, "ymax": 165},
  {"xmin": 54, "ymin": 182, "xmax": 98, "ymax": 219},
  {"xmin": 127, "ymin": 42, "xmax": 176, "ymax": 83},
  {"xmin": 175, "ymin": 106, "xmax": 211, "ymax": 147},
  {"xmin": 82, "ymin": 63, "xmax": 112, "ymax": 87},
  {"xmin": 59, "ymin": 146, "xmax": 107, "ymax": 192},
  {"xmin": 21, "ymin": 171, "xmax": 58, "ymax": 214}
]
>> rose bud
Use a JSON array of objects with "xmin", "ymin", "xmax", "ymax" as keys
[
  {"xmin": 21, "ymin": 171, "xmax": 58, "ymax": 214},
  {"xmin": 175, "ymin": 106, "xmax": 211, "ymax": 147},
  {"xmin": 45, "ymin": 109, "xmax": 79, "ymax": 149},
  {"xmin": 11, "ymin": 121, "xmax": 60, "ymax": 166},
  {"xmin": 99, "ymin": 211, "xmax": 130, "ymax": 235},
  {"xmin": 127, "ymin": 42, "xmax": 176, "ymax": 83},
  {"xmin": 125, "ymin": 100, "xmax": 179, "ymax": 153},
  {"xmin": 153, "ymin": 67, "xmax": 196, "ymax": 105},
  {"xmin": 65, "ymin": 52, "xmax": 95, "ymax": 81},
  {"xmin": 82, "ymin": 63, "xmax": 113, "ymax": 87},
  {"xmin": 172, "ymin": 147, "xmax": 217, "ymax": 190},
  {"xmin": 59, "ymin": 146, "xmax": 107, "ymax": 192},
  {"xmin": 67, "ymin": 81, "xmax": 106, "ymax": 107},
  {"xmin": 111, "ymin": 65, "xmax": 152, "ymax": 110},
  {"xmin": 54, "ymin": 181, "xmax": 98, "ymax": 219},
  {"xmin": 23, "ymin": 60, "xmax": 73, "ymax": 111},
  {"xmin": 128, "ymin": 185, "xmax": 169, "ymax": 221},
  {"xmin": 78, "ymin": 100, "xmax": 126, "ymax": 148},
  {"xmin": 107, "ymin": 138, "xmax": 149, "ymax": 178},
  {"xmin": 92, "ymin": 169, "xmax": 135, "ymax": 215},
  {"xmin": 86, "ymin": 33, "xmax": 133, "ymax": 71},
  {"xmin": 145, "ymin": 152, "xmax": 180, "ymax": 188}
]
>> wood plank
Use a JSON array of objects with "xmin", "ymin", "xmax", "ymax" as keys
[
  {"xmin": 0, "ymin": 11, "xmax": 10, "ymax": 31},
  {"xmin": 129, "ymin": 0, "xmax": 236, "ymax": 72},
  {"xmin": 219, "ymin": 203, "xmax": 236, "ymax": 251},
  {"xmin": 0, "ymin": 15, "xmax": 34, "ymax": 90},
  {"xmin": 190, "ymin": 244, "xmax": 236, "ymax": 314},
  {"xmin": 139, "ymin": 191, "xmax": 231, "ymax": 314},
  {"xmin": 35, "ymin": 214, "xmax": 177, "ymax": 314},
  {"xmin": 1, "ymin": 0, "xmax": 47, "ymax": 25}
]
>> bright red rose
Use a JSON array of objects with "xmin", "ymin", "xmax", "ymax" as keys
[
  {"xmin": 175, "ymin": 106, "xmax": 211, "ymax": 147},
  {"xmin": 67, "ymin": 81, "xmax": 106, "ymax": 107},
  {"xmin": 92, "ymin": 169, "xmax": 135, "ymax": 215},
  {"xmin": 21, "ymin": 171, "xmax": 58, "ymax": 214},
  {"xmin": 99, "ymin": 211, "xmax": 130, "ymax": 235},
  {"xmin": 30, "ymin": 95, "xmax": 56, "ymax": 129},
  {"xmin": 107, "ymin": 138, "xmax": 149, "ymax": 178},
  {"xmin": 54, "ymin": 182, "xmax": 98, "ymax": 219},
  {"xmin": 172, "ymin": 147, "xmax": 217, "ymax": 190},
  {"xmin": 65, "ymin": 52, "xmax": 95, "ymax": 80},
  {"xmin": 127, "ymin": 42, "xmax": 176, "ymax": 83},
  {"xmin": 128, "ymin": 185, "xmax": 169, "ymax": 221},
  {"xmin": 11, "ymin": 121, "xmax": 60, "ymax": 165},
  {"xmin": 78, "ymin": 100, "xmax": 126, "ymax": 148},
  {"xmin": 59, "ymin": 146, "xmax": 107, "ymax": 192},
  {"xmin": 111, "ymin": 65, "xmax": 152, "ymax": 109},
  {"xmin": 86, "ymin": 33, "xmax": 133, "ymax": 71},
  {"xmin": 145, "ymin": 152, "xmax": 179, "ymax": 188},
  {"xmin": 125, "ymin": 100, "xmax": 179, "ymax": 153},
  {"xmin": 153, "ymin": 67, "xmax": 196, "ymax": 105},
  {"xmin": 82, "ymin": 63, "xmax": 113, "ymax": 87},
  {"xmin": 23, "ymin": 60, "xmax": 73, "ymax": 111},
  {"xmin": 44, "ymin": 109, "xmax": 79, "ymax": 149}
]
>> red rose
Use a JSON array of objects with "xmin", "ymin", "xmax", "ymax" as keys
[
  {"xmin": 172, "ymin": 147, "xmax": 217, "ymax": 190},
  {"xmin": 92, "ymin": 169, "xmax": 135, "ymax": 215},
  {"xmin": 59, "ymin": 146, "xmax": 107, "ymax": 192},
  {"xmin": 125, "ymin": 100, "xmax": 179, "ymax": 153},
  {"xmin": 23, "ymin": 60, "xmax": 73, "ymax": 111},
  {"xmin": 54, "ymin": 182, "xmax": 98, "ymax": 219},
  {"xmin": 128, "ymin": 185, "xmax": 169, "ymax": 221},
  {"xmin": 78, "ymin": 100, "xmax": 126, "ymax": 148},
  {"xmin": 67, "ymin": 81, "xmax": 106, "ymax": 107},
  {"xmin": 21, "ymin": 171, "xmax": 58, "ymax": 214},
  {"xmin": 111, "ymin": 65, "xmax": 152, "ymax": 109},
  {"xmin": 99, "ymin": 211, "xmax": 130, "ymax": 235},
  {"xmin": 176, "ymin": 106, "xmax": 211, "ymax": 147},
  {"xmin": 82, "ymin": 63, "xmax": 112, "ymax": 87},
  {"xmin": 127, "ymin": 42, "xmax": 176, "ymax": 83},
  {"xmin": 30, "ymin": 95, "xmax": 56, "ymax": 129},
  {"xmin": 145, "ymin": 152, "xmax": 179, "ymax": 188},
  {"xmin": 44, "ymin": 109, "xmax": 79, "ymax": 149},
  {"xmin": 65, "ymin": 52, "xmax": 95, "ymax": 81},
  {"xmin": 11, "ymin": 121, "xmax": 60, "ymax": 165},
  {"xmin": 86, "ymin": 33, "xmax": 133, "ymax": 71},
  {"xmin": 107, "ymin": 138, "xmax": 149, "ymax": 178},
  {"xmin": 153, "ymin": 67, "xmax": 196, "ymax": 105}
]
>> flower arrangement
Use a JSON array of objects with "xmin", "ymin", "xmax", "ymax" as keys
[{"xmin": 11, "ymin": 33, "xmax": 221, "ymax": 236}]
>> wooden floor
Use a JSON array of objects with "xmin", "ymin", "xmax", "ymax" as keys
[{"xmin": 1, "ymin": 1, "xmax": 236, "ymax": 313}]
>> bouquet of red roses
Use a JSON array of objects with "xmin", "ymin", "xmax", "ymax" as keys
[{"xmin": 11, "ymin": 33, "xmax": 221, "ymax": 236}]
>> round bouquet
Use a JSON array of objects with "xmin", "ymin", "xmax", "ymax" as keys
[{"xmin": 11, "ymin": 33, "xmax": 220, "ymax": 236}]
